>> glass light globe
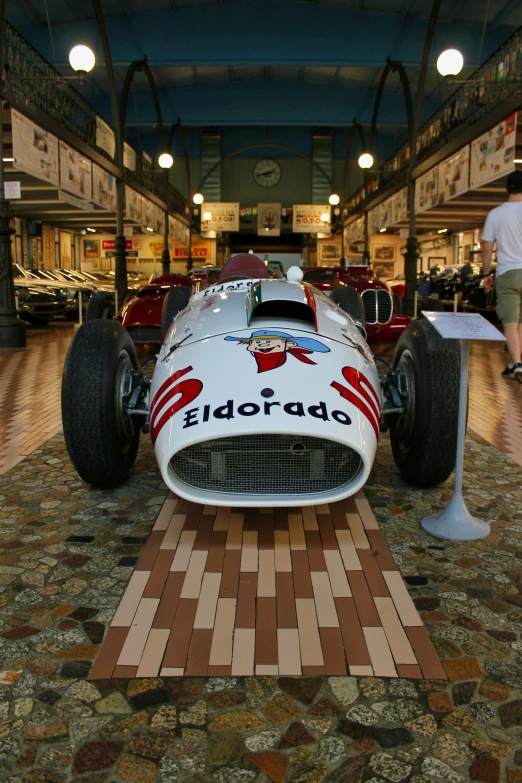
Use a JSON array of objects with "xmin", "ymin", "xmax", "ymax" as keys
[
  {"xmin": 203, "ymin": 211, "xmax": 212, "ymax": 221},
  {"xmin": 437, "ymin": 49, "xmax": 464, "ymax": 77},
  {"xmin": 320, "ymin": 212, "xmax": 330, "ymax": 223},
  {"xmin": 158, "ymin": 152, "xmax": 174, "ymax": 169},
  {"xmin": 69, "ymin": 45, "xmax": 95, "ymax": 74},
  {"xmin": 193, "ymin": 193, "xmax": 204, "ymax": 205},
  {"xmin": 358, "ymin": 152, "xmax": 374, "ymax": 170},
  {"xmin": 328, "ymin": 193, "xmax": 340, "ymax": 206}
]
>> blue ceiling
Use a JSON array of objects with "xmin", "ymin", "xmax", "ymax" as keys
[{"xmin": 6, "ymin": 0, "xmax": 520, "ymax": 161}]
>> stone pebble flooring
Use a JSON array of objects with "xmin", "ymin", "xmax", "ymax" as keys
[{"xmin": 0, "ymin": 431, "xmax": 520, "ymax": 782}]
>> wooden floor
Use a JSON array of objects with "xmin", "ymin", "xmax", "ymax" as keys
[{"xmin": 1, "ymin": 321, "xmax": 520, "ymax": 679}]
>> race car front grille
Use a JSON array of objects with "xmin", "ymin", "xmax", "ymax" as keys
[
  {"xmin": 170, "ymin": 434, "xmax": 362, "ymax": 496},
  {"xmin": 362, "ymin": 289, "xmax": 393, "ymax": 324}
]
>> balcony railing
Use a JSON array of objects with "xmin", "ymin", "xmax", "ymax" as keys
[
  {"xmin": 2, "ymin": 21, "xmax": 188, "ymax": 217},
  {"xmin": 345, "ymin": 24, "xmax": 522, "ymax": 218}
]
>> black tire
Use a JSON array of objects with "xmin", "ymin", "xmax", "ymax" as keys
[
  {"xmin": 21, "ymin": 313, "xmax": 50, "ymax": 326},
  {"xmin": 86, "ymin": 293, "xmax": 112, "ymax": 321},
  {"xmin": 393, "ymin": 292, "xmax": 403, "ymax": 314},
  {"xmin": 389, "ymin": 318, "xmax": 460, "ymax": 486},
  {"xmin": 61, "ymin": 320, "xmax": 141, "ymax": 486},
  {"xmin": 331, "ymin": 286, "xmax": 366, "ymax": 325},
  {"xmin": 160, "ymin": 286, "xmax": 192, "ymax": 342}
]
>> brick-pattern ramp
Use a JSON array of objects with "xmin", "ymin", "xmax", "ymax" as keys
[{"xmin": 89, "ymin": 492, "xmax": 446, "ymax": 680}]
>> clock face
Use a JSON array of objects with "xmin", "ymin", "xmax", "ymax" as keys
[{"xmin": 253, "ymin": 159, "xmax": 282, "ymax": 188}]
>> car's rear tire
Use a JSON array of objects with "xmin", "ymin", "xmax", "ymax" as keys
[
  {"xmin": 160, "ymin": 286, "xmax": 192, "ymax": 342},
  {"xmin": 331, "ymin": 286, "xmax": 366, "ymax": 326},
  {"xmin": 389, "ymin": 317, "xmax": 460, "ymax": 486},
  {"xmin": 86, "ymin": 293, "xmax": 112, "ymax": 321},
  {"xmin": 62, "ymin": 320, "xmax": 141, "ymax": 486}
]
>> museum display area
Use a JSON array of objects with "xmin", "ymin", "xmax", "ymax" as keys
[{"xmin": 1, "ymin": 1, "xmax": 522, "ymax": 782}]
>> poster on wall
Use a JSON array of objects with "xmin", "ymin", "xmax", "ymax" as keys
[
  {"xmin": 123, "ymin": 142, "xmax": 136, "ymax": 172},
  {"xmin": 318, "ymin": 241, "xmax": 342, "ymax": 263},
  {"xmin": 392, "ymin": 188, "xmax": 407, "ymax": 224},
  {"xmin": 11, "ymin": 109, "xmax": 59, "ymax": 186},
  {"xmin": 92, "ymin": 164, "xmax": 117, "ymax": 211},
  {"xmin": 83, "ymin": 239, "xmax": 100, "ymax": 259},
  {"xmin": 373, "ymin": 244, "xmax": 396, "ymax": 262},
  {"xmin": 171, "ymin": 239, "xmax": 211, "ymax": 260},
  {"xmin": 293, "ymin": 204, "xmax": 330, "ymax": 233},
  {"xmin": 201, "ymin": 203, "xmax": 240, "ymax": 232},
  {"xmin": 141, "ymin": 197, "xmax": 154, "ymax": 230},
  {"xmin": 373, "ymin": 261, "xmax": 395, "ymax": 280},
  {"xmin": 415, "ymin": 166, "xmax": 439, "ymax": 214},
  {"xmin": 59, "ymin": 141, "xmax": 92, "ymax": 201},
  {"xmin": 438, "ymin": 145, "xmax": 470, "ymax": 202},
  {"xmin": 95, "ymin": 116, "xmax": 115, "ymax": 159},
  {"xmin": 125, "ymin": 186, "xmax": 142, "ymax": 223},
  {"xmin": 367, "ymin": 207, "xmax": 380, "ymax": 234},
  {"xmin": 257, "ymin": 203, "xmax": 281, "ymax": 236},
  {"xmin": 470, "ymin": 114, "xmax": 517, "ymax": 189}
]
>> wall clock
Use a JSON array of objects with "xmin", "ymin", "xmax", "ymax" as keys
[{"xmin": 253, "ymin": 159, "xmax": 282, "ymax": 188}]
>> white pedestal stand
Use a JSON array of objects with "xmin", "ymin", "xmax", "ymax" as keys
[{"xmin": 419, "ymin": 312, "xmax": 506, "ymax": 542}]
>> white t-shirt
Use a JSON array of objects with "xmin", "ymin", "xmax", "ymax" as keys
[{"xmin": 482, "ymin": 201, "xmax": 522, "ymax": 276}]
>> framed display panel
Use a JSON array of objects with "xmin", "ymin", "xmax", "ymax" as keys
[
  {"xmin": 373, "ymin": 261, "xmax": 395, "ymax": 280},
  {"xmin": 373, "ymin": 244, "xmax": 396, "ymax": 261},
  {"xmin": 83, "ymin": 239, "xmax": 100, "ymax": 259}
]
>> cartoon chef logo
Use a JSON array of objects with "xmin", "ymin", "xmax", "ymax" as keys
[{"xmin": 225, "ymin": 329, "xmax": 330, "ymax": 373}]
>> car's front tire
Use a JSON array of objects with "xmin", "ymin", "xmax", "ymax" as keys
[
  {"xmin": 389, "ymin": 317, "xmax": 460, "ymax": 486},
  {"xmin": 61, "ymin": 320, "xmax": 141, "ymax": 486}
]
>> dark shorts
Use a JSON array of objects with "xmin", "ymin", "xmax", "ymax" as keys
[{"xmin": 496, "ymin": 269, "xmax": 522, "ymax": 324}]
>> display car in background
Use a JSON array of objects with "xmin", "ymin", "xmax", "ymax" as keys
[
  {"xmin": 187, "ymin": 265, "xmax": 221, "ymax": 287},
  {"xmin": 301, "ymin": 266, "xmax": 341, "ymax": 293},
  {"xmin": 13, "ymin": 264, "xmax": 113, "ymax": 320},
  {"xmin": 111, "ymin": 273, "xmax": 193, "ymax": 344},
  {"xmin": 62, "ymin": 253, "xmax": 460, "ymax": 506},
  {"xmin": 332, "ymin": 265, "xmax": 409, "ymax": 344},
  {"xmin": 15, "ymin": 283, "xmax": 74, "ymax": 326}
]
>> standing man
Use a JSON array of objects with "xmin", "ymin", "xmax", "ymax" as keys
[{"xmin": 482, "ymin": 170, "xmax": 522, "ymax": 381}]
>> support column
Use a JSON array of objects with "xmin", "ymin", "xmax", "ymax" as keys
[
  {"xmin": 403, "ymin": 179, "xmax": 419, "ymax": 315},
  {"xmin": 113, "ymin": 180, "xmax": 127, "ymax": 303},
  {"xmin": 0, "ymin": 0, "xmax": 26, "ymax": 349},
  {"xmin": 162, "ymin": 210, "xmax": 170, "ymax": 275}
]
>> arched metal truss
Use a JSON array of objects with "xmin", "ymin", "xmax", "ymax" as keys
[
  {"xmin": 341, "ymin": 120, "xmax": 368, "ymax": 203},
  {"xmin": 369, "ymin": 58, "xmax": 414, "ymax": 157}
]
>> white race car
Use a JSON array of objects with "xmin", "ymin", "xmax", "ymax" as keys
[{"xmin": 62, "ymin": 254, "xmax": 460, "ymax": 507}]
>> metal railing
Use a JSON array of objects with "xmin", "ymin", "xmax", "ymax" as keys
[
  {"xmin": 345, "ymin": 24, "xmax": 522, "ymax": 218},
  {"xmin": 2, "ymin": 21, "xmax": 188, "ymax": 217}
]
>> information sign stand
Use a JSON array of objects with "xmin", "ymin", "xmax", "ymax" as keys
[{"xmin": 420, "ymin": 312, "xmax": 506, "ymax": 542}]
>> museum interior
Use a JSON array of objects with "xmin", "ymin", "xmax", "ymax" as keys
[{"xmin": 1, "ymin": 1, "xmax": 522, "ymax": 782}]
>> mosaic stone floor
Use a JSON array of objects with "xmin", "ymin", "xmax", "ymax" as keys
[{"xmin": 0, "ymin": 323, "xmax": 521, "ymax": 783}]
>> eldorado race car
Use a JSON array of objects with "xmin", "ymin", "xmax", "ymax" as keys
[{"xmin": 61, "ymin": 253, "xmax": 460, "ymax": 507}]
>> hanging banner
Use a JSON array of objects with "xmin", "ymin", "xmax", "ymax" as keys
[
  {"xmin": 293, "ymin": 204, "xmax": 330, "ymax": 233},
  {"xmin": 439, "ymin": 145, "xmax": 470, "ymax": 202},
  {"xmin": 171, "ymin": 239, "xmax": 211, "ymax": 259},
  {"xmin": 95, "ymin": 116, "xmax": 116, "ymax": 159},
  {"xmin": 11, "ymin": 109, "xmax": 59, "ymax": 186},
  {"xmin": 141, "ymin": 197, "xmax": 154, "ymax": 230},
  {"xmin": 201, "ymin": 202, "xmax": 240, "ymax": 232},
  {"xmin": 125, "ymin": 186, "xmax": 142, "ymax": 223},
  {"xmin": 154, "ymin": 204, "xmax": 165, "ymax": 235},
  {"xmin": 378, "ymin": 197, "xmax": 393, "ymax": 231},
  {"xmin": 168, "ymin": 214, "xmax": 190, "ymax": 245},
  {"xmin": 368, "ymin": 206, "xmax": 380, "ymax": 234},
  {"xmin": 415, "ymin": 166, "xmax": 439, "ymax": 214},
  {"xmin": 92, "ymin": 164, "xmax": 117, "ymax": 211},
  {"xmin": 470, "ymin": 114, "xmax": 516, "ymax": 189},
  {"xmin": 392, "ymin": 188, "xmax": 407, "ymax": 225},
  {"xmin": 257, "ymin": 203, "xmax": 281, "ymax": 236},
  {"xmin": 59, "ymin": 141, "xmax": 92, "ymax": 201},
  {"xmin": 58, "ymin": 190, "xmax": 92, "ymax": 211},
  {"xmin": 123, "ymin": 142, "xmax": 136, "ymax": 172}
]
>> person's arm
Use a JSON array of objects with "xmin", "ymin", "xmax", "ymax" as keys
[{"xmin": 481, "ymin": 213, "xmax": 495, "ymax": 290}]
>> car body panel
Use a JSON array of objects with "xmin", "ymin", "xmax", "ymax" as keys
[{"xmin": 150, "ymin": 277, "xmax": 381, "ymax": 506}]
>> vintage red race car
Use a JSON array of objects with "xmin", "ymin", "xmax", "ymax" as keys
[{"xmin": 117, "ymin": 273, "xmax": 193, "ymax": 344}]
